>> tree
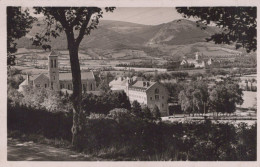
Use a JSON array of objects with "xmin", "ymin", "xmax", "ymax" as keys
[
  {"xmin": 192, "ymin": 89, "xmax": 203, "ymax": 115},
  {"xmin": 178, "ymin": 89, "xmax": 192, "ymax": 116},
  {"xmin": 142, "ymin": 107, "xmax": 153, "ymax": 120},
  {"xmin": 163, "ymin": 82, "xmax": 185, "ymax": 103},
  {"xmin": 131, "ymin": 100, "xmax": 142, "ymax": 117},
  {"xmin": 21, "ymin": 86, "xmax": 72, "ymax": 113},
  {"xmin": 178, "ymin": 81, "xmax": 210, "ymax": 116},
  {"xmin": 176, "ymin": 7, "xmax": 256, "ymax": 53},
  {"xmin": 152, "ymin": 105, "xmax": 161, "ymax": 121},
  {"xmin": 194, "ymin": 81, "xmax": 209, "ymax": 115},
  {"xmin": 7, "ymin": 7, "xmax": 35, "ymax": 66},
  {"xmin": 32, "ymin": 7, "xmax": 115, "ymax": 148},
  {"xmin": 114, "ymin": 91, "xmax": 131, "ymax": 110},
  {"xmin": 98, "ymin": 80, "xmax": 111, "ymax": 93},
  {"xmin": 209, "ymin": 83, "xmax": 243, "ymax": 118}
]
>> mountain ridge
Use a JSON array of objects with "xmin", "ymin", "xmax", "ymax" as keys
[{"xmin": 16, "ymin": 19, "xmax": 245, "ymax": 60}]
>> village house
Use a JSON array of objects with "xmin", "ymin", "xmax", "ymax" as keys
[
  {"xmin": 109, "ymin": 76, "xmax": 169, "ymax": 116},
  {"xmin": 18, "ymin": 51, "xmax": 97, "ymax": 93},
  {"xmin": 180, "ymin": 52, "xmax": 215, "ymax": 68}
]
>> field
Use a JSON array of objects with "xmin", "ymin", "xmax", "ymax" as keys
[
  {"xmin": 15, "ymin": 48, "xmax": 167, "ymax": 71},
  {"xmin": 239, "ymin": 91, "xmax": 257, "ymax": 109}
]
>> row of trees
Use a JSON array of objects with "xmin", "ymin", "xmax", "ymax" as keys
[
  {"xmin": 133, "ymin": 71, "xmax": 189, "ymax": 82},
  {"xmin": 178, "ymin": 81, "xmax": 243, "ymax": 117}
]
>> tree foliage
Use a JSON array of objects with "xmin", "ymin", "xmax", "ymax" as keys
[
  {"xmin": 176, "ymin": 7, "xmax": 257, "ymax": 53},
  {"xmin": 152, "ymin": 105, "xmax": 161, "ymax": 121},
  {"xmin": 21, "ymin": 86, "xmax": 72, "ymax": 113},
  {"xmin": 7, "ymin": 7, "xmax": 35, "ymax": 66},
  {"xmin": 178, "ymin": 81, "xmax": 210, "ymax": 116},
  {"xmin": 209, "ymin": 82, "xmax": 243, "ymax": 115},
  {"xmin": 81, "ymin": 91, "xmax": 131, "ymax": 115}
]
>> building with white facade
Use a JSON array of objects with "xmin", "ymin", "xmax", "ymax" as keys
[
  {"xmin": 180, "ymin": 52, "xmax": 215, "ymax": 68},
  {"xmin": 109, "ymin": 77, "xmax": 169, "ymax": 116}
]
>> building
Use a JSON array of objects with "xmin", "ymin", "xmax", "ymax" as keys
[
  {"xmin": 109, "ymin": 76, "xmax": 130, "ymax": 93},
  {"xmin": 180, "ymin": 52, "xmax": 215, "ymax": 68},
  {"xmin": 19, "ymin": 51, "xmax": 96, "ymax": 93},
  {"xmin": 109, "ymin": 77, "xmax": 169, "ymax": 116}
]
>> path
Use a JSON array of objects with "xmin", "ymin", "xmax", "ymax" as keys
[{"xmin": 8, "ymin": 138, "xmax": 100, "ymax": 161}]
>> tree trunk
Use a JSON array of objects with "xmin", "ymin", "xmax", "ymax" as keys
[
  {"xmin": 66, "ymin": 35, "xmax": 83, "ymax": 149},
  {"xmin": 204, "ymin": 102, "xmax": 206, "ymax": 115}
]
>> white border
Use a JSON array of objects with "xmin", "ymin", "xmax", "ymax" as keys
[{"xmin": 0, "ymin": 0, "xmax": 259, "ymax": 167}]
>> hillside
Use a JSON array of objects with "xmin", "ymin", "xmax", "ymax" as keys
[{"xmin": 16, "ymin": 18, "xmax": 245, "ymax": 60}]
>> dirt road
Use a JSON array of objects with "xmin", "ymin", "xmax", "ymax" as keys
[{"xmin": 8, "ymin": 138, "xmax": 100, "ymax": 161}]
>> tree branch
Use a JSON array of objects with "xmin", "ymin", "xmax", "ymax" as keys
[
  {"xmin": 70, "ymin": 8, "xmax": 85, "ymax": 27},
  {"xmin": 75, "ymin": 9, "xmax": 94, "ymax": 46}
]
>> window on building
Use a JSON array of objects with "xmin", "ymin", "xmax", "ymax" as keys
[
  {"xmin": 150, "ymin": 97, "xmax": 153, "ymax": 100},
  {"xmin": 51, "ymin": 82, "xmax": 53, "ymax": 89},
  {"xmin": 51, "ymin": 60, "xmax": 53, "ymax": 68},
  {"xmin": 90, "ymin": 83, "xmax": 93, "ymax": 91},
  {"xmin": 162, "ymin": 96, "xmax": 164, "ymax": 99},
  {"xmin": 54, "ymin": 59, "xmax": 56, "ymax": 68},
  {"xmin": 162, "ymin": 103, "xmax": 164, "ymax": 108},
  {"xmin": 53, "ymin": 76, "xmax": 55, "ymax": 80},
  {"xmin": 155, "ymin": 95, "xmax": 159, "ymax": 100},
  {"xmin": 45, "ymin": 84, "xmax": 47, "ymax": 88},
  {"xmin": 155, "ymin": 88, "xmax": 159, "ymax": 94}
]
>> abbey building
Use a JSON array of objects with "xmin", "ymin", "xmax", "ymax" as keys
[{"xmin": 18, "ymin": 51, "xmax": 96, "ymax": 93}]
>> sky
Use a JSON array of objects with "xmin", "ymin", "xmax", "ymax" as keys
[
  {"xmin": 100, "ymin": 7, "xmax": 184, "ymax": 25},
  {"xmin": 29, "ymin": 7, "xmax": 186, "ymax": 25}
]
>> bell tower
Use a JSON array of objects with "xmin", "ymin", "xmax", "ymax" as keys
[{"xmin": 48, "ymin": 50, "xmax": 60, "ymax": 91}]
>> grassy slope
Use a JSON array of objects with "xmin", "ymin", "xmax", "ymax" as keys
[{"xmin": 16, "ymin": 19, "xmax": 245, "ymax": 60}]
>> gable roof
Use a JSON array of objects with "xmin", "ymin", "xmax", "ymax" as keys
[
  {"xmin": 129, "ymin": 81, "xmax": 156, "ymax": 91},
  {"xmin": 109, "ymin": 77, "xmax": 128, "ymax": 86},
  {"xmin": 59, "ymin": 72, "xmax": 95, "ymax": 81},
  {"xmin": 49, "ymin": 50, "xmax": 59, "ymax": 57},
  {"xmin": 19, "ymin": 79, "xmax": 29, "ymax": 86},
  {"xmin": 31, "ymin": 73, "xmax": 49, "ymax": 81}
]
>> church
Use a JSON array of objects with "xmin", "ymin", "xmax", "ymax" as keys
[{"xmin": 18, "ymin": 51, "xmax": 97, "ymax": 93}]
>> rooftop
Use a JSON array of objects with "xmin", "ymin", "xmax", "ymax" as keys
[
  {"xmin": 49, "ymin": 50, "xmax": 59, "ymax": 57},
  {"xmin": 109, "ymin": 77, "xmax": 129, "ymax": 86},
  {"xmin": 129, "ymin": 81, "xmax": 156, "ymax": 91},
  {"xmin": 59, "ymin": 72, "xmax": 95, "ymax": 81}
]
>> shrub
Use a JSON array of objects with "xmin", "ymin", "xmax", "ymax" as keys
[
  {"xmin": 8, "ymin": 101, "xmax": 257, "ymax": 161},
  {"xmin": 7, "ymin": 103, "xmax": 73, "ymax": 141}
]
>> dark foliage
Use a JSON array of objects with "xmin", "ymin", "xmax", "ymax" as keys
[
  {"xmin": 176, "ymin": 7, "xmax": 257, "ymax": 53},
  {"xmin": 81, "ymin": 91, "xmax": 131, "ymax": 115},
  {"xmin": 8, "ymin": 103, "xmax": 73, "ymax": 141},
  {"xmin": 8, "ymin": 102, "xmax": 256, "ymax": 160},
  {"xmin": 7, "ymin": 7, "xmax": 35, "ymax": 66}
]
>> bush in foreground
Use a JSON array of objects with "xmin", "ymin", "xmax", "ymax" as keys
[{"xmin": 7, "ymin": 103, "xmax": 256, "ymax": 161}]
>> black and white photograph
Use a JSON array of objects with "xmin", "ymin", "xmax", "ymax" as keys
[{"xmin": 2, "ymin": 1, "xmax": 258, "ymax": 165}]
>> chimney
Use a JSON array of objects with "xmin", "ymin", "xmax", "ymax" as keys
[
  {"xmin": 143, "ymin": 81, "xmax": 146, "ymax": 87},
  {"xmin": 27, "ymin": 74, "xmax": 30, "ymax": 83}
]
